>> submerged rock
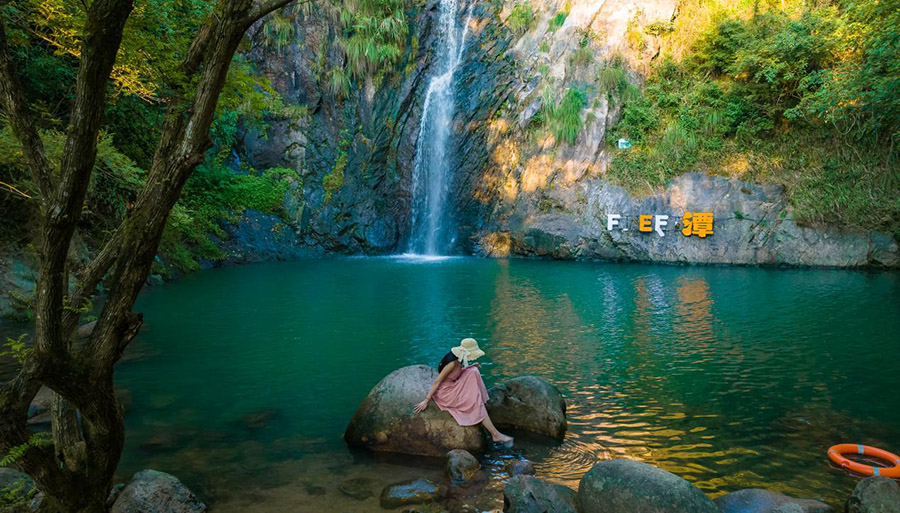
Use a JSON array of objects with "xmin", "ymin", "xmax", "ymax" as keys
[
  {"xmin": 715, "ymin": 488, "xmax": 833, "ymax": 513},
  {"xmin": 111, "ymin": 469, "xmax": 206, "ymax": 513},
  {"xmin": 503, "ymin": 475, "xmax": 576, "ymax": 513},
  {"xmin": 576, "ymin": 459, "xmax": 718, "ymax": 513},
  {"xmin": 446, "ymin": 449, "xmax": 480, "ymax": 485},
  {"xmin": 344, "ymin": 365, "xmax": 486, "ymax": 457},
  {"xmin": 339, "ymin": 477, "xmax": 377, "ymax": 501},
  {"xmin": 486, "ymin": 376, "xmax": 567, "ymax": 439},
  {"xmin": 506, "ymin": 458, "xmax": 536, "ymax": 477},
  {"xmin": 847, "ymin": 477, "xmax": 900, "ymax": 513},
  {"xmin": 379, "ymin": 477, "xmax": 438, "ymax": 508}
]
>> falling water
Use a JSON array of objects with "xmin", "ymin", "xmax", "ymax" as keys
[{"xmin": 407, "ymin": 0, "xmax": 473, "ymax": 256}]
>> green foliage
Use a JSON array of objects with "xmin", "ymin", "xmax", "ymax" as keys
[
  {"xmin": 323, "ymin": 130, "xmax": 352, "ymax": 203},
  {"xmin": 339, "ymin": 0, "xmax": 410, "ymax": 81},
  {"xmin": 545, "ymin": 87, "xmax": 587, "ymax": 145},
  {"xmin": 1, "ymin": 334, "xmax": 30, "ymax": 364},
  {"xmin": 328, "ymin": 66, "xmax": 352, "ymax": 100},
  {"xmin": 0, "ymin": 433, "xmax": 51, "ymax": 467},
  {"xmin": 261, "ymin": 9, "xmax": 297, "ymax": 51},
  {"xmin": 506, "ymin": 1, "xmax": 536, "ymax": 35},
  {"xmin": 539, "ymin": 40, "xmax": 550, "ymax": 53},
  {"xmin": 548, "ymin": 1, "xmax": 570, "ymax": 31},
  {"xmin": 607, "ymin": 1, "xmax": 900, "ymax": 236}
]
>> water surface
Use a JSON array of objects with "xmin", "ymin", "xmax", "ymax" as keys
[{"xmin": 115, "ymin": 257, "xmax": 900, "ymax": 510}]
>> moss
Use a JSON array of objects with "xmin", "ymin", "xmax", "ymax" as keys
[{"xmin": 323, "ymin": 152, "xmax": 347, "ymax": 204}]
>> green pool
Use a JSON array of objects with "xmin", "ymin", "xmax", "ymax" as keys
[{"xmin": 115, "ymin": 257, "xmax": 900, "ymax": 510}]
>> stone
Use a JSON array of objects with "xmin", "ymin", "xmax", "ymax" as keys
[
  {"xmin": 576, "ymin": 459, "xmax": 718, "ymax": 513},
  {"xmin": 236, "ymin": 408, "xmax": 281, "ymax": 430},
  {"xmin": 379, "ymin": 478, "xmax": 438, "ymax": 509},
  {"xmin": 847, "ymin": 477, "xmax": 900, "ymax": 513},
  {"xmin": 344, "ymin": 365, "xmax": 486, "ymax": 457},
  {"xmin": 506, "ymin": 459, "xmax": 536, "ymax": 476},
  {"xmin": 486, "ymin": 376, "xmax": 567, "ymax": 439},
  {"xmin": 714, "ymin": 488, "xmax": 833, "ymax": 513},
  {"xmin": 338, "ymin": 477, "xmax": 376, "ymax": 501},
  {"xmin": 503, "ymin": 475, "xmax": 576, "ymax": 513},
  {"xmin": 446, "ymin": 449, "xmax": 480, "ymax": 485},
  {"xmin": 111, "ymin": 469, "xmax": 206, "ymax": 513}
]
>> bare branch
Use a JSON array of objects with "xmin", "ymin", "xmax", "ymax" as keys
[{"xmin": 0, "ymin": 18, "xmax": 54, "ymax": 201}]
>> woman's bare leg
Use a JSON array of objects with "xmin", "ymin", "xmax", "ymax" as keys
[{"xmin": 481, "ymin": 413, "xmax": 513, "ymax": 443}]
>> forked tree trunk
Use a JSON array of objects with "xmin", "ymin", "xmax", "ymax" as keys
[{"xmin": 0, "ymin": 1, "xmax": 298, "ymax": 511}]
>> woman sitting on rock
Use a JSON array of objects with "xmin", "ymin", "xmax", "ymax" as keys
[{"xmin": 414, "ymin": 338, "xmax": 514, "ymax": 444}]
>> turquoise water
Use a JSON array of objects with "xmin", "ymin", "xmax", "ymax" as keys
[{"xmin": 115, "ymin": 257, "xmax": 900, "ymax": 510}]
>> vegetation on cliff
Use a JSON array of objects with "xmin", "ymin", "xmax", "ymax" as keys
[{"xmin": 608, "ymin": 0, "xmax": 900, "ymax": 237}]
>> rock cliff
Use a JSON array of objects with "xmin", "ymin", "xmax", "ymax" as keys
[{"xmin": 238, "ymin": 0, "xmax": 898, "ymax": 267}]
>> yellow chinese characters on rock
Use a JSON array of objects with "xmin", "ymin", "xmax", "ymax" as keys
[{"xmin": 681, "ymin": 212, "xmax": 714, "ymax": 238}]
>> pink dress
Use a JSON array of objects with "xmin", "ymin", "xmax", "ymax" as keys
[{"xmin": 433, "ymin": 365, "xmax": 489, "ymax": 426}]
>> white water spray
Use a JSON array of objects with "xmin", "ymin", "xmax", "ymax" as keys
[{"xmin": 407, "ymin": 0, "xmax": 473, "ymax": 256}]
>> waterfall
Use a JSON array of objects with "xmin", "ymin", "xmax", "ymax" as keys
[{"xmin": 407, "ymin": 0, "xmax": 473, "ymax": 256}]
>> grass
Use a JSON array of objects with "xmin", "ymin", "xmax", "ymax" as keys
[{"xmin": 506, "ymin": 1, "xmax": 536, "ymax": 35}]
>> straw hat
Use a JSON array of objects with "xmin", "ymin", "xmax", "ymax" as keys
[{"xmin": 451, "ymin": 338, "xmax": 485, "ymax": 368}]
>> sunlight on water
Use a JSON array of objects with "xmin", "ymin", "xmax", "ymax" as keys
[{"xmin": 114, "ymin": 258, "xmax": 900, "ymax": 510}]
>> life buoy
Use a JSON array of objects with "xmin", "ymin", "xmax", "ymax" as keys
[{"xmin": 827, "ymin": 444, "xmax": 900, "ymax": 478}]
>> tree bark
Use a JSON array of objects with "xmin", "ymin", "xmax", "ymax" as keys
[{"xmin": 0, "ymin": 0, "xmax": 298, "ymax": 511}]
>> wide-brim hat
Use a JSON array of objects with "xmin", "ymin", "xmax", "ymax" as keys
[{"xmin": 451, "ymin": 338, "xmax": 485, "ymax": 367}]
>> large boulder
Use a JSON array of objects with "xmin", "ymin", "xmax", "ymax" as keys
[
  {"xmin": 503, "ymin": 475, "xmax": 576, "ymax": 513},
  {"xmin": 847, "ymin": 477, "xmax": 900, "ymax": 513},
  {"xmin": 111, "ymin": 470, "xmax": 206, "ymax": 513},
  {"xmin": 576, "ymin": 459, "xmax": 718, "ymax": 513},
  {"xmin": 714, "ymin": 489, "xmax": 833, "ymax": 513},
  {"xmin": 344, "ymin": 365, "xmax": 486, "ymax": 457},
  {"xmin": 487, "ymin": 376, "xmax": 567, "ymax": 439}
]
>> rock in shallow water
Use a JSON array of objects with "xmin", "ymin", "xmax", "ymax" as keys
[
  {"xmin": 344, "ymin": 365, "xmax": 485, "ymax": 457},
  {"xmin": 487, "ymin": 376, "xmax": 567, "ymax": 439},
  {"xmin": 503, "ymin": 475, "xmax": 576, "ymax": 513},
  {"xmin": 379, "ymin": 477, "xmax": 438, "ymax": 508},
  {"xmin": 446, "ymin": 449, "xmax": 480, "ymax": 485},
  {"xmin": 339, "ymin": 477, "xmax": 376, "ymax": 501},
  {"xmin": 714, "ymin": 488, "xmax": 833, "ymax": 513},
  {"xmin": 847, "ymin": 477, "xmax": 900, "ymax": 513},
  {"xmin": 577, "ymin": 459, "xmax": 718, "ymax": 513},
  {"xmin": 506, "ymin": 458, "xmax": 536, "ymax": 477},
  {"xmin": 111, "ymin": 469, "xmax": 206, "ymax": 513}
]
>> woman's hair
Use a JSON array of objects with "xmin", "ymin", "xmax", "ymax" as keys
[{"xmin": 438, "ymin": 351, "xmax": 457, "ymax": 373}]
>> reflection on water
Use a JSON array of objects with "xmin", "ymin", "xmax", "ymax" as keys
[{"xmin": 109, "ymin": 258, "xmax": 900, "ymax": 509}]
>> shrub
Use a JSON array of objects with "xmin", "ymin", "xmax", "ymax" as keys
[{"xmin": 506, "ymin": 2, "xmax": 536, "ymax": 35}]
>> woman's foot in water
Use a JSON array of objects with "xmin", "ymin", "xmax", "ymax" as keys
[{"xmin": 492, "ymin": 433, "xmax": 513, "ymax": 444}]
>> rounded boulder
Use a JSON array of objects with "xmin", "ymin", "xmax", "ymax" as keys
[
  {"xmin": 576, "ymin": 459, "xmax": 718, "ymax": 513},
  {"xmin": 847, "ymin": 476, "xmax": 900, "ymax": 513},
  {"xmin": 111, "ymin": 469, "xmax": 206, "ymax": 513},
  {"xmin": 344, "ymin": 365, "xmax": 486, "ymax": 457},
  {"xmin": 486, "ymin": 376, "xmax": 567, "ymax": 439}
]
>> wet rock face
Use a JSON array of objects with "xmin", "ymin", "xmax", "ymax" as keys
[
  {"xmin": 576, "ymin": 459, "xmax": 719, "ymax": 513},
  {"xmin": 486, "ymin": 376, "xmax": 567, "ymax": 439},
  {"xmin": 446, "ymin": 449, "xmax": 481, "ymax": 485},
  {"xmin": 344, "ymin": 365, "xmax": 486, "ymax": 457},
  {"xmin": 847, "ymin": 477, "xmax": 900, "ymax": 513},
  {"xmin": 380, "ymin": 477, "xmax": 438, "ymax": 509},
  {"xmin": 111, "ymin": 469, "xmax": 206, "ymax": 513},
  {"xmin": 0, "ymin": 468, "xmax": 37, "ymax": 507},
  {"xmin": 473, "ymin": 172, "xmax": 900, "ymax": 267},
  {"xmin": 714, "ymin": 488, "xmax": 833, "ymax": 513},
  {"xmin": 503, "ymin": 475, "xmax": 577, "ymax": 513}
]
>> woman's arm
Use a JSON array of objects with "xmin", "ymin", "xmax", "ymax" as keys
[{"xmin": 414, "ymin": 361, "xmax": 458, "ymax": 413}]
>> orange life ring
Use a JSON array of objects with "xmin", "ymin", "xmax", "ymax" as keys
[{"xmin": 827, "ymin": 444, "xmax": 900, "ymax": 478}]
